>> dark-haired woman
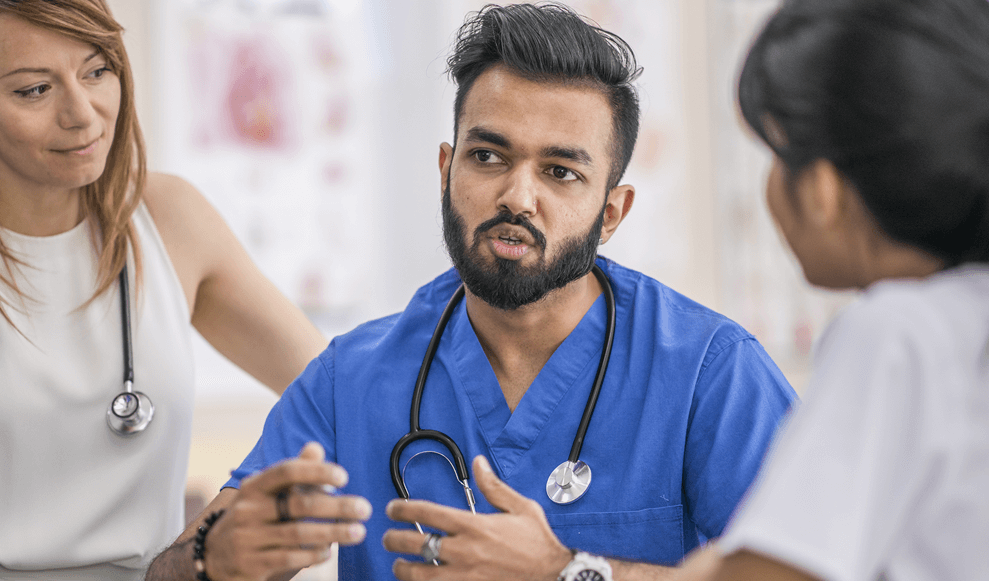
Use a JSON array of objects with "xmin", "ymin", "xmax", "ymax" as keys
[
  {"xmin": 0, "ymin": 1, "xmax": 326, "ymax": 579},
  {"xmin": 676, "ymin": 0, "xmax": 989, "ymax": 579}
]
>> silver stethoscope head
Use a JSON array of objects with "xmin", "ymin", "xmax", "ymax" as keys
[
  {"xmin": 106, "ymin": 265, "xmax": 154, "ymax": 436},
  {"xmin": 546, "ymin": 460, "xmax": 592, "ymax": 504},
  {"xmin": 107, "ymin": 380, "xmax": 155, "ymax": 435}
]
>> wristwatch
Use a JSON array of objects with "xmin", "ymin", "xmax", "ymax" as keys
[{"xmin": 557, "ymin": 551, "xmax": 613, "ymax": 581}]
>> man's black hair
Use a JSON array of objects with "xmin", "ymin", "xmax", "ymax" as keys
[{"xmin": 447, "ymin": 2, "xmax": 642, "ymax": 191}]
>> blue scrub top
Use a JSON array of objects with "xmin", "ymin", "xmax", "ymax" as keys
[{"xmin": 228, "ymin": 257, "xmax": 796, "ymax": 579}]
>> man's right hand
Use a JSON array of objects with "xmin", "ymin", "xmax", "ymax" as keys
[{"xmin": 146, "ymin": 442, "xmax": 372, "ymax": 581}]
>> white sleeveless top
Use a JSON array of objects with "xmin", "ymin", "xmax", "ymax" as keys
[{"xmin": 0, "ymin": 203, "xmax": 194, "ymax": 580}]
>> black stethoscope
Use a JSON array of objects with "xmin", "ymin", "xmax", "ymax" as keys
[
  {"xmin": 105, "ymin": 265, "xmax": 155, "ymax": 435},
  {"xmin": 389, "ymin": 263, "xmax": 616, "ymax": 511}
]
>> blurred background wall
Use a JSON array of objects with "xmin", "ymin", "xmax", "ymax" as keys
[{"xmin": 104, "ymin": 0, "xmax": 851, "ymax": 574}]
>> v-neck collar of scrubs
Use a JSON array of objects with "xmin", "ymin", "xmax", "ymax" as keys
[{"xmin": 448, "ymin": 292, "xmax": 608, "ymax": 480}]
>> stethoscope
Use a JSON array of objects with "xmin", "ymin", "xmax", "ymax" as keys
[
  {"xmin": 389, "ymin": 263, "xmax": 616, "ymax": 511},
  {"xmin": 105, "ymin": 265, "xmax": 155, "ymax": 435}
]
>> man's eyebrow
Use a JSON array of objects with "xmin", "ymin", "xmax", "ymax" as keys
[
  {"xmin": 463, "ymin": 127, "xmax": 512, "ymax": 149},
  {"xmin": 541, "ymin": 146, "xmax": 593, "ymax": 166},
  {"xmin": 1, "ymin": 50, "xmax": 102, "ymax": 80}
]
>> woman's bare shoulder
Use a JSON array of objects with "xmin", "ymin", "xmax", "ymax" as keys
[
  {"xmin": 142, "ymin": 172, "xmax": 209, "ymax": 227},
  {"xmin": 140, "ymin": 172, "xmax": 230, "ymax": 305}
]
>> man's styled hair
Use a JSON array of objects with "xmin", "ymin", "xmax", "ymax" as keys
[{"xmin": 447, "ymin": 2, "xmax": 642, "ymax": 191}]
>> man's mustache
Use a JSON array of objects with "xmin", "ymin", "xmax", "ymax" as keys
[{"xmin": 472, "ymin": 212, "xmax": 547, "ymax": 250}]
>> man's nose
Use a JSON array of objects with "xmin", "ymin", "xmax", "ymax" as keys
[
  {"xmin": 496, "ymin": 166, "xmax": 540, "ymax": 217},
  {"xmin": 57, "ymin": 82, "xmax": 99, "ymax": 131}
]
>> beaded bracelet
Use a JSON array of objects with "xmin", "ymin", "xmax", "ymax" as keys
[{"xmin": 192, "ymin": 509, "xmax": 225, "ymax": 581}]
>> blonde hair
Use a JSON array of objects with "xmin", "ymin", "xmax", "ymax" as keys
[{"xmin": 0, "ymin": 0, "xmax": 146, "ymax": 326}]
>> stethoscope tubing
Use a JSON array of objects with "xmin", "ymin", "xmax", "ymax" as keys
[
  {"xmin": 119, "ymin": 265, "xmax": 134, "ymax": 387},
  {"xmin": 567, "ymin": 264, "xmax": 615, "ymax": 464},
  {"xmin": 106, "ymin": 263, "xmax": 154, "ymax": 435},
  {"xmin": 389, "ymin": 263, "xmax": 616, "ymax": 503},
  {"xmin": 390, "ymin": 283, "xmax": 469, "ymax": 500}
]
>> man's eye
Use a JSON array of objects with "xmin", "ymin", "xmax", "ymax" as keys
[
  {"xmin": 472, "ymin": 150, "xmax": 502, "ymax": 164},
  {"xmin": 550, "ymin": 166, "xmax": 578, "ymax": 181}
]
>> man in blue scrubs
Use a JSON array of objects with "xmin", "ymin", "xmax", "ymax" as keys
[{"xmin": 147, "ymin": 4, "xmax": 795, "ymax": 581}]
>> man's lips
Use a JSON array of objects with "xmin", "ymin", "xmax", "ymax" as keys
[
  {"xmin": 486, "ymin": 225, "xmax": 536, "ymax": 248},
  {"xmin": 491, "ymin": 236, "xmax": 529, "ymax": 258}
]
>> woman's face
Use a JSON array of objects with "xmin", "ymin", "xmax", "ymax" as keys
[
  {"xmin": 0, "ymin": 13, "xmax": 120, "ymax": 197},
  {"xmin": 766, "ymin": 155, "xmax": 864, "ymax": 289}
]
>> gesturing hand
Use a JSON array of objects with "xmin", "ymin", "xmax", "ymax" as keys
[
  {"xmin": 383, "ymin": 455, "xmax": 573, "ymax": 581},
  {"xmin": 204, "ymin": 442, "xmax": 372, "ymax": 581}
]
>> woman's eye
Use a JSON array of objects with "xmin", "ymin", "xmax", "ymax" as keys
[
  {"xmin": 15, "ymin": 85, "xmax": 49, "ymax": 98},
  {"xmin": 550, "ymin": 166, "xmax": 578, "ymax": 181},
  {"xmin": 89, "ymin": 66, "xmax": 111, "ymax": 79},
  {"xmin": 472, "ymin": 150, "xmax": 502, "ymax": 164}
]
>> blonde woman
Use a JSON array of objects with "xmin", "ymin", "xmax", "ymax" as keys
[{"xmin": 0, "ymin": 0, "xmax": 327, "ymax": 579}]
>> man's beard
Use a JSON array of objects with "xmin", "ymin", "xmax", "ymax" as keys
[{"xmin": 442, "ymin": 181, "xmax": 605, "ymax": 310}]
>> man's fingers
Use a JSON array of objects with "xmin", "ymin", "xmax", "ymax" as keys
[
  {"xmin": 385, "ymin": 499, "xmax": 472, "ymax": 534},
  {"xmin": 297, "ymin": 441, "xmax": 326, "ymax": 461},
  {"xmin": 472, "ymin": 455, "xmax": 531, "ymax": 514},
  {"xmin": 248, "ymin": 544, "xmax": 335, "ymax": 574},
  {"xmin": 381, "ymin": 529, "xmax": 428, "ymax": 558},
  {"xmin": 392, "ymin": 557, "xmax": 457, "ymax": 581},
  {"xmin": 260, "ymin": 490, "xmax": 371, "ymax": 524},
  {"xmin": 242, "ymin": 456, "xmax": 348, "ymax": 496},
  {"xmin": 260, "ymin": 520, "xmax": 368, "ymax": 548}
]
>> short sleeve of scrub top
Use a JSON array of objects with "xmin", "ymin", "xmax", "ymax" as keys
[
  {"xmin": 228, "ymin": 349, "xmax": 338, "ymax": 483},
  {"xmin": 681, "ymin": 335, "xmax": 796, "ymax": 539}
]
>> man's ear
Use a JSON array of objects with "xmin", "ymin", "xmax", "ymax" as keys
[
  {"xmin": 439, "ymin": 143, "xmax": 454, "ymax": 198},
  {"xmin": 599, "ymin": 185, "xmax": 635, "ymax": 244}
]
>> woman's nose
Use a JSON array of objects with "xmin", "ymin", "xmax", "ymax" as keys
[{"xmin": 57, "ymin": 82, "xmax": 99, "ymax": 131}]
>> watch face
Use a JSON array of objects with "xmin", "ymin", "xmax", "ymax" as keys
[{"xmin": 575, "ymin": 571, "xmax": 604, "ymax": 581}]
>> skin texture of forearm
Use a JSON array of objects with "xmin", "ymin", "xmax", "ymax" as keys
[
  {"xmin": 610, "ymin": 559, "xmax": 679, "ymax": 581},
  {"xmin": 145, "ymin": 538, "xmax": 196, "ymax": 581}
]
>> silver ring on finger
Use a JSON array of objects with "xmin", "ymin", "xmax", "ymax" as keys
[{"xmin": 420, "ymin": 533, "xmax": 443, "ymax": 565}]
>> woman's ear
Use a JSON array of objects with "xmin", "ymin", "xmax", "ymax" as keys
[{"xmin": 798, "ymin": 159, "xmax": 848, "ymax": 230}]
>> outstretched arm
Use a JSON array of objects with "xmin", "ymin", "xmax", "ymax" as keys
[{"xmin": 144, "ymin": 172, "xmax": 327, "ymax": 395}]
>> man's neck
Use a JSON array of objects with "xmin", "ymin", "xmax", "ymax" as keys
[{"xmin": 464, "ymin": 270, "xmax": 603, "ymax": 412}]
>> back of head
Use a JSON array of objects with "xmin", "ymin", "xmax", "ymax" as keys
[
  {"xmin": 738, "ymin": 0, "xmax": 989, "ymax": 266},
  {"xmin": 447, "ymin": 2, "xmax": 642, "ymax": 190}
]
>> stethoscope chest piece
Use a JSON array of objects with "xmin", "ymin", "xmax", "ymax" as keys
[
  {"xmin": 546, "ymin": 460, "xmax": 591, "ymax": 504},
  {"xmin": 105, "ymin": 265, "xmax": 154, "ymax": 436},
  {"xmin": 107, "ymin": 384, "xmax": 154, "ymax": 435}
]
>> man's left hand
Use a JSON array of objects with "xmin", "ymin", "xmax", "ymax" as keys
[{"xmin": 382, "ymin": 455, "xmax": 573, "ymax": 581}]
